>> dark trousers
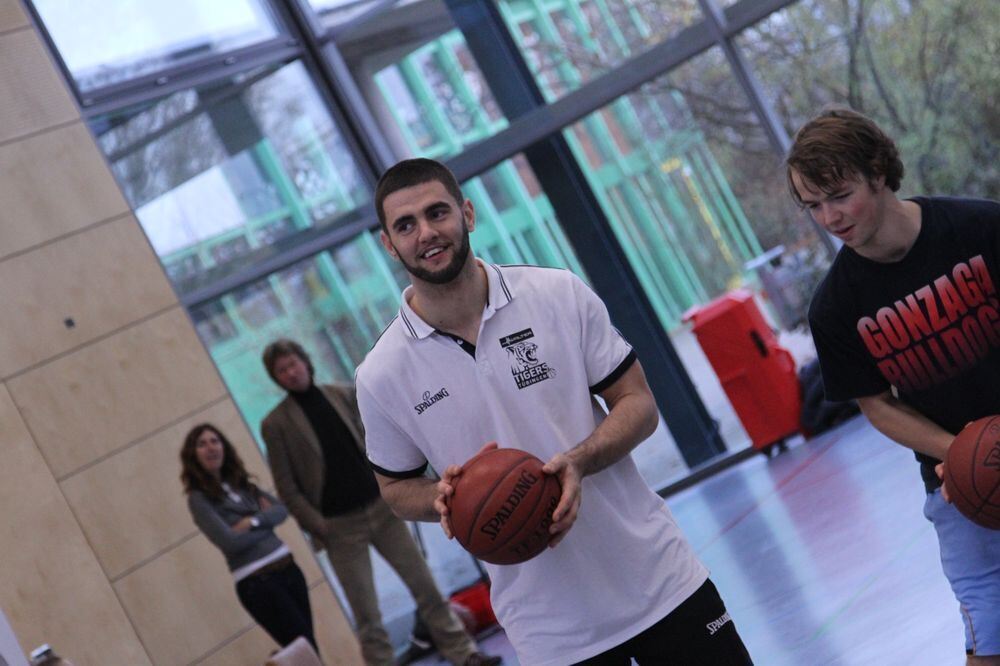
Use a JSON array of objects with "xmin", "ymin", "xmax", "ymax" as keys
[
  {"xmin": 236, "ymin": 560, "xmax": 316, "ymax": 651},
  {"xmin": 575, "ymin": 579, "xmax": 752, "ymax": 665}
]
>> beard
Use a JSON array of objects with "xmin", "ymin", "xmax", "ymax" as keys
[{"xmin": 394, "ymin": 218, "xmax": 472, "ymax": 285}]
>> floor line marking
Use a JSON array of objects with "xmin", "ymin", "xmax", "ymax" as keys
[
  {"xmin": 696, "ymin": 434, "xmax": 842, "ymax": 553},
  {"xmin": 806, "ymin": 522, "xmax": 931, "ymax": 643}
]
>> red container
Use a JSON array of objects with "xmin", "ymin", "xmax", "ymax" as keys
[
  {"xmin": 450, "ymin": 580, "xmax": 497, "ymax": 634},
  {"xmin": 683, "ymin": 290, "xmax": 801, "ymax": 451}
]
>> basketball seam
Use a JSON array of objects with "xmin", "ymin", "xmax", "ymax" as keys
[
  {"xmin": 461, "ymin": 453, "xmax": 534, "ymax": 547},
  {"xmin": 977, "ymin": 417, "xmax": 1000, "ymax": 519},
  {"xmin": 948, "ymin": 455, "xmax": 979, "ymax": 512},
  {"xmin": 478, "ymin": 473, "xmax": 552, "ymax": 560},
  {"xmin": 950, "ymin": 416, "xmax": 1000, "ymax": 526}
]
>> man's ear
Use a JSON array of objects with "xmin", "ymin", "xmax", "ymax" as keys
[
  {"xmin": 380, "ymin": 230, "xmax": 398, "ymax": 259},
  {"xmin": 463, "ymin": 198, "xmax": 476, "ymax": 232}
]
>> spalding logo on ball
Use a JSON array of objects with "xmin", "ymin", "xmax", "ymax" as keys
[
  {"xmin": 945, "ymin": 415, "xmax": 1000, "ymax": 530},
  {"xmin": 449, "ymin": 447, "xmax": 562, "ymax": 565}
]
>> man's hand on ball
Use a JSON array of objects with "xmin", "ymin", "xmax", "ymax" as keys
[
  {"xmin": 542, "ymin": 452, "xmax": 582, "ymax": 547},
  {"xmin": 437, "ymin": 442, "xmax": 501, "ymax": 539},
  {"xmin": 935, "ymin": 463, "xmax": 952, "ymax": 503},
  {"xmin": 435, "ymin": 465, "xmax": 462, "ymax": 539}
]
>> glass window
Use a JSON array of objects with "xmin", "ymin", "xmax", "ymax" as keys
[
  {"xmin": 336, "ymin": 1, "xmax": 507, "ymax": 159},
  {"xmin": 197, "ymin": 233, "xmax": 404, "ymax": 437},
  {"xmin": 92, "ymin": 61, "xmax": 370, "ymax": 296},
  {"xmin": 338, "ymin": 4, "xmax": 714, "ymax": 479},
  {"xmin": 561, "ymin": 46, "xmax": 835, "ymax": 451},
  {"xmin": 739, "ymin": 0, "xmax": 1000, "ymax": 202},
  {"xmin": 498, "ymin": 0, "xmax": 703, "ymax": 101},
  {"xmin": 190, "ymin": 301, "xmax": 238, "ymax": 347},
  {"xmin": 307, "ymin": 0, "xmax": 393, "ymax": 30},
  {"xmin": 32, "ymin": 0, "xmax": 281, "ymax": 92}
]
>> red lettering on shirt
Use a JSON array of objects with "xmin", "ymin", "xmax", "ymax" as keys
[{"xmin": 854, "ymin": 258, "xmax": 1000, "ymax": 392}]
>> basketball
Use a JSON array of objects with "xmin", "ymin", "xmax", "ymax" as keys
[
  {"xmin": 944, "ymin": 416, "xmax": 1000, "ymax": 530},
  {"xmin": 448, "ymin": 447, "xmax": 562, "ymax": 565}
]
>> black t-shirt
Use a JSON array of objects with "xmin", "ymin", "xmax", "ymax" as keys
[
  {"xmin": 292, "ymin": 384, "xmax": 380, "ymax": 515},
  {"xmin": 809, "ymin": 196, "xmax": 1000, "ymax": 491}
]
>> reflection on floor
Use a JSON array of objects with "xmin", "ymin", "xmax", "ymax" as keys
[{"xmin": 411, "ymin": 415, "xmax": 965, "ymax": 666}]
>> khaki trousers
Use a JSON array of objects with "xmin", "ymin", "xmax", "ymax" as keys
[{"xmin": 319, "ymin": 497, "xmax": 475, "ymax": 666}]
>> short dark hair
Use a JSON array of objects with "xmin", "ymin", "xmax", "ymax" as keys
[
  {"xmin": 786, "ymin": 107, "xmax": 904, "ymax": 205},
  {"xmin": 179, "ymin": 424, "xmax": 255, "ymax": 500},
  {"xmin": 261, "ymin": 338, "xmax": 315, "ymax": 385},
  {"xmin": 374, "ymin": 158, "xmax": 465, "ymax": 230}
]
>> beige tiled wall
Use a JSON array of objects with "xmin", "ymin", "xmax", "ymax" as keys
[
  {"xmin": 0, "ymin": 123, "xmax": 131, "ymax": 259},
  {"xmin": 0, "ymin": 2, "xmax": 360, "ymax": 664},
  {"xmin": 0, "ymin": 214, "xmax": 176, "ymax": 376},
  {"xmin": 0, "ymin": 28, "xmax": 77, "ymax": 143},
  {"xmin": 0, "ymin": 0, "xmax": 27, "ymax": 32},
  {"xmin": 0, "ymin": 386, "xmax": 151, "ymax": 666}
]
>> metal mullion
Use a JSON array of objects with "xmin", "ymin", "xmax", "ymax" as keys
[
  {"xmin": 275, "ymin": 0, "xmax": 396, "ymax": 180},
  {"xmin": 699, "ymin": 0, "xmax": 835, "ymax": 255},
  {"xmin": 324, "ymin": 0, "xmax": 402, "ymax": 41},
  {"xmin": 446, "ymin": 18, "xmax": 716, "ymax": 181},
  {"xmin": 180, "ymin": 211, "xmax": 377, "ymax": 309},
  {"xmin": 79, "ymin": 40, "xmax": 303, "ymax": 117},
  {"xmin": 102, "ymin": 66, "xmax": 282, "ymax": 163},
  {"xmin": 723, "ymin": 0, "xmax": 801, "ymax": 37},
  {"xmin": 696, "ymin": 0, "xmax": 788, "ymax": 155},
  {"xmin": 447, "ymin": 0, "xmax": 802, "ymax": 184}
]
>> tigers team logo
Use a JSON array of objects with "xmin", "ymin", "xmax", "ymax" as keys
[{"xmin": 499, "ymin": 328, "xmax": 556, "ymax": 390}]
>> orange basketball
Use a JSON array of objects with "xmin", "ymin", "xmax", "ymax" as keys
[
  {"xmin": 944, "ymin": 416, "xmax": 1000, "ymax": 530},
  {"xmin": 448, "ymin": 448, "xmax": 562, "ymax": 565}
]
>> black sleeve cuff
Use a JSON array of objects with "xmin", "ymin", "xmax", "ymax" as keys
[
  {"xmin": 590, "ymin": 350, "xmax": 637, "ymax": 394},
  {"xmin": 369, "ymin": 461, "xmax": 428, "ymax": 479}
]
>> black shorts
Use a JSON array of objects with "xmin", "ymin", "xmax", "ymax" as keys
[{"xmin": 574, "ymin": 579, "xmax": 752, "ymax": 665}]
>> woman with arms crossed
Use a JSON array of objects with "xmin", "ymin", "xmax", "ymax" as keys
[{"xmin": 180, "ymin": 423, "xmax": 316, "ymax": 651}]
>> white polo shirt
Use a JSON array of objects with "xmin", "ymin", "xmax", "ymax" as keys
[{"xmin": 356, "ymin": 261, "xmax": 707, "ymax": 666}]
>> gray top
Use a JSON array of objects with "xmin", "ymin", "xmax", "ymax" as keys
[{"xmin": 187, "ymin": 484, "xmax": 289, "ymax": 572}]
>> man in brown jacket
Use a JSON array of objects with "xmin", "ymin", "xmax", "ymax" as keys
[{"xmin": 260, "ymin": 339, "xmax": 499, "ymax": 666}]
